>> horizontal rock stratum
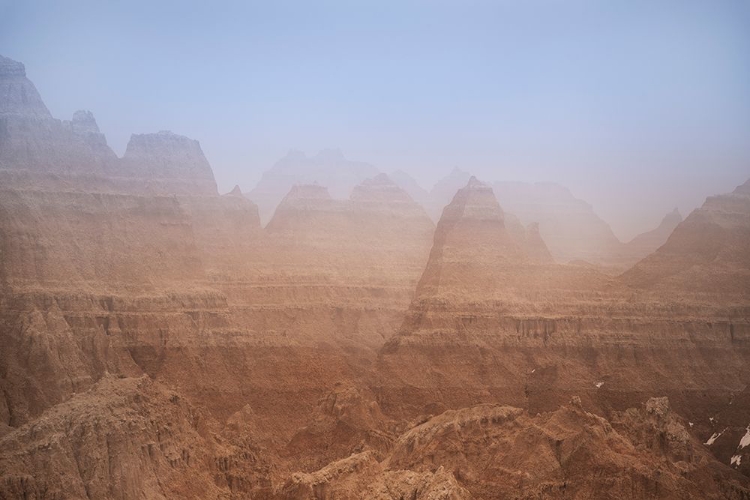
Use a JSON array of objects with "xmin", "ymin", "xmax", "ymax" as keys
[{"xmin": 0, "ymin": 54, "xmax": 749, "ymax": 499}]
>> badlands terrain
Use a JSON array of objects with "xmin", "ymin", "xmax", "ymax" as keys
[{"xmin": 1, "ymin": 54, "xmax": 749, "ymax": 499}]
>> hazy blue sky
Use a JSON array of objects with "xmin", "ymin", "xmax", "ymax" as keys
[{"xmin": 2, "ymin": 0, "xmax": 749, "ymax": 239}]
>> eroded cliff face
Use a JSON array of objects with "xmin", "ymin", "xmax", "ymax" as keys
[
  {"xmin": 247, "ymin": 149, "xmax": 380, "ymax": 224},
  {"xmin": 398, "ymin": 170, "xmax": 679, "ymax": 269},
  {"xmin": 622, "ymin": 180, "xmax": 750, "ymax": 295},
  {"xmin": 0, "ymin": 375, "xmax": 274, "ymax": 500},
  {"xmin": 377, "ymin": 178, "xmax": 750, "ymax": 443},
  {"xmin": 1, "ymin": 53, "xmax": 749, "ymax": 499}
]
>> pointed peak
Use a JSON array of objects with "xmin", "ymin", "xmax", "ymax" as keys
[
  {"xmin": 465, "ymin": 176, "xmax": 487, "ymax": 189},
  {"xmin": 734, "ymin": 178, "xmax": 750, "ymax": 195},
  {"xmin": 440, "ymin": 176, "xmax": 503, "ymax": 224},
  {"xmin": 70, "ymin": 110, "xmax": 101, "ymax": 134},
  {"xmin": 351, "ymin": 173, "xmax": 415, "ymax": 203},
  {"xmin": 660, "ymin": 208, "xmax": 683, "ymax": 226},
  {"xmin": 227, "ymin": 185, "xmax": 243, "ymax": 197}
]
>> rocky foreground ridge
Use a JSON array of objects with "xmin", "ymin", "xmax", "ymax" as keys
[{"xmin": 1, "ymin": 54, "xmax": 749, "ymax": 499}]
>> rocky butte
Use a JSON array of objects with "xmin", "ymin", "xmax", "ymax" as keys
[{"xmin": 0, "ymin": 54, "xmax": 749, "ymax": 499}]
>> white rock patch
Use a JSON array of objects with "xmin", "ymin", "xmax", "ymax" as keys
[
  {"xmin": 739, "ymin": 426, "xmax": 750, "ymax": 449},
  {"xmin": 594, "ymin": 382, "xmax": 604, "ymax": 389},
  {"xmin": 731, "ymin": 455, "xmax": 742, "ymax": 467},
  {"xmin": 705, "ymin": 430, "xmax": 726, "ymax": 446}
]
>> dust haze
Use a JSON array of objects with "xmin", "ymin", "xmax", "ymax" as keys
[
  {"xmin": 1, "ymin": 1, "xmax": 750, "ymax": 499},
  {"xmin": 2, "ymin": 0, "xmax": 749, "ymax": 240}
]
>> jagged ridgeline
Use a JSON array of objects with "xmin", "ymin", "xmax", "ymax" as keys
[{"xmin": 1, "ymin": 54, "xmax": 750, "ymax": 499}]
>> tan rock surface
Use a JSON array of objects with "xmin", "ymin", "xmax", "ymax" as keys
[{"xmin": 1, "ymin": 53, "xmax": 749, "ymax": 500}]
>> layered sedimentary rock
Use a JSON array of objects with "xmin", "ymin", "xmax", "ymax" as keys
[
  {"xmin": 389, "ymin": 169, "xmax": 430, "ymax": 209},
  {"xmin": 0, "ymin": 55, "xmax": 218, "ymax": 196},
  {"xmin": 383, "ymin": 398, "xmax": 749, "ymax": 499},
  {"xmin": 624, "ymin": 207, "xmax": 683, "ymax": 257},
  {"xmin": 275, "ymin": 396, "xmax": 749, "ymax": 499},
  {"xmin": 408, "ymin": 172, "xmax": 677, "ymax": 268},
  {"xmin": 266, "ymin": 174, "xmax": 433, "ymax": 272},
  {"xmin": 0, "ymin": 375, "xmax": 273, "ymax": 499},
  {"xmin": 0, "ymin": 55, "xmax": 51, "ymax": 117},
  {"xmin": 424, "ymin": 167, "xmax": 472, "ymax": 221},
  {"xmin": 248, "ymin": 149, "xmax": 379, "ymax": 224},
  {"xmin": 492, "ymin": 181, "xmax": 630, "ymax": 267},
  {"xmin": 377, "ymin": 178, "xmax": 750, "ymax": 431},
  {"xmin": 118, "ymin": 131, "xmax": 219, "ymax": 195},
  {"xmin": 2, "ymin": 53, "xmax": 750, "ymax": 498},
  {"xmin": 622, "ymin": 180, "xmax": 750, "ymax": 295}
]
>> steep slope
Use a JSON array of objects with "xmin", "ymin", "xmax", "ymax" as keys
[
  {"xmin": 383, "ymin": 398, "xmax": 749, "ymax": 499},
  {"xmin": 415, "ymin": 176, "xmax": 525, "ymax": 298},
  {"xmin": 248, "ymin": 149, "xmax": 379, "ymax": 224},
  {"xmin": 426, "ymin": 167, "xmax": 472, "ymax": 221},
  {"xmin": 492, "ymin": 181, "xmax": 626, "ymax": 266},
  {"xmin": 0, "ymin": 55, "xmax": 116, "ymax": 181},
  {"xmin": 389, "ymin": 169, "xmax": 430, "ymax": 208},
  {"xmin": 119, "ymin": 131, "xmax": 218, "ymax": 195},
  {"xmin": 425, "ymin": 176, "xmax": 673, "ymax": 268},
  {"xmin": 264, "ymin": 174, "xmax": 434, "ymax": 282},
  {"xmin": 0, "ymin": 55, "xmax": 50, "ymax": 117},
  {"xmin": 2, "ymin": 52, "xmax": 750, "ymax": 498},
  {"xmin": 0, "ymin": 375, "xmax": 273, "ymax": 499},
  {"xmin": 621, "ymin": 179, "xmax": 750, "ymax": 295},
  {"xmin": 275, "ymin": 397, "xmax": 750, "ymax": 499},
  {"xmin": 377, "ymin": 177, "xmax": 750, "ymax": 429},
  {"xmin": 624, "ymin": 208, "xmax": 683, "ymax": 257}
]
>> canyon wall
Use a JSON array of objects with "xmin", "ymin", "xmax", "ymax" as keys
[{"xmin": 1, "ymin": 54, "xmax": 749, "ymax": 499}]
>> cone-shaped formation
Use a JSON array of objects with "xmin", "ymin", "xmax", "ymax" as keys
[
  {"xmin": 622, "ymin": 178, "xmax": 750, "ymax": 294},
  {"xmin": 226, "ymin": 184, "xmax": 243, "ymax": 196},
  {"xmin": 265, "ymin": 179, "xmax": 433, "ymax": 272},
  {"xmin": 425, "ymin": 167, "xmax": 472, "ymax": 220},
  {"xmin": 390, "ymin": 169, "xmax": 430, "ymax": 207},
  {"xmin": 416, "ymin": 177, "xmax": 523, "ymax": 298},
  {"xmin": 248, "ymin": 149, "xmax": 379, "ymax": 224},
  {"xmin": 3, "ymin": 53, "xmax": 750, "ymax": 498},
  {"xmin": 350, "ymin": 173, "xmax": 413, "ymax": 203},
  {"xmin": 622, "ymin": 207, "xmax": 683, "ymax": 260}
]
